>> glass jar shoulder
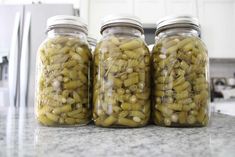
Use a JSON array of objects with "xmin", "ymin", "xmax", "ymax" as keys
[
  {"xmin": 152, "ymin": 35, "xmax": 207, "ymax": 56},
  {"xmin": 95, "ymin": 35, "xmax": 149, "ymax": 55},
  {"xmin": 38, "ymin": 35, "xmax": 91, "ymax": 63}
]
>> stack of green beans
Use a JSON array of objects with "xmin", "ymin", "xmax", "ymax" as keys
[
  {"xmin": 93, "ymin": 35, "xmax": 151, "ymax": 127},
  {"xmin": 152, "ymin": 36, "xmax": 209, "ymax": 127},
  {"xmin": 36, "ymin": 36, "xmax": 92, "ymax": 126}
]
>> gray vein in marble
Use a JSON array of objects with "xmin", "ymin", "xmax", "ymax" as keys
[{"xmin": 0, "ymin": 107, "xmax": 235, "ymax": 157}]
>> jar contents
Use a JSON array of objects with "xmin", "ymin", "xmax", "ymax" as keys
[
  {"xmin": 152, "ymin": 35, "xmax": 209, "ymax": 126},
  {"xmin": 93, "ymin": 35, "xmax": 151, "ymax": 127}
]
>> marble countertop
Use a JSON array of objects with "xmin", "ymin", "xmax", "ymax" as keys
[{"xmin": 0, "ymin": 107, "xmax": 235, "ymax": 157}]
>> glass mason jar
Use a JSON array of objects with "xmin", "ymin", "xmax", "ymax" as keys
[
  {"xmin": 93, "ymin": 15, "xmax": 151, "ymax": 127},
  {"xmin": 152, "ymin": 16, "xmax": 210, "ymax": 127},
  {"xmin": 35, "ymin": 15, "xmax": 92, "ymax": 126}
]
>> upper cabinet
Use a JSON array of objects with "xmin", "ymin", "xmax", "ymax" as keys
[
  {"xmin": 134, "ymin": 0, "xmax": 165, "ymax": 24},
  {"xmin": 133, "ymin": 0, "xmax": 197, "ymax": 24},
  {"xmin": 81, "ymin": 0, "xmax": 198, "ymax": 39},
  {"xmin": 81, "ymin": 0, "xmax": 133, "ymax": 39},
  {"xmin": 80, "ymin": 0, "xmax": 235, "ymax": 59},
  {"xmin": 166, "ymin": 0, "xmax": 197, "ymax": 17},
  {"xmin": 198, "ymin": 0, "xmax": 235, "ymax": 58}
]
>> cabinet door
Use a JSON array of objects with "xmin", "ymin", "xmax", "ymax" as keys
[
  {"xmin": 166, "ymin": 0, "xmax": 198, "ymax": 17},
  {"xmin": 88, "ymin": 0, "xmax": 133, "ymax": 39},
  {"xmin": 198, "ymin": 0, "xmax": 235, "ymax": 58},
  {"xmin": 134, "ymin": 0, "xmax": 165, "ymax": 24}
]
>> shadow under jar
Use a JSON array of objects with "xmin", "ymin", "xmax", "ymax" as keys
[
  {"xmin": 93, "ymin": 15, "xmax": 151, "ymax": 127},
  {"xmin": 152, "ymin": 16, "xmax": 210, "ymax": 127},
  {"xmin": 35, "ymin": 15, "xmax": 92, "ymax": 126}
]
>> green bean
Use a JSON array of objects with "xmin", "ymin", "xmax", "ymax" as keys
[
  {"xmin": 173, "ymin": 75, "xmax": 185, "ymax": 87},
  {"xmin": 197, "ymin": 107, "xmax": 206, "ymax": 123},
  {"xmin": 166, "ymin": 103, "xmax": 182, "ymax": 111},
  {"xmin": 187, "ymin": 115, "xmax": 196, "ymax": 124},
  {"xmin": 179, "ymin": 112, "xmax": 187, "ymax": 124},
  {"xmin": 121, "ymin": 102, "xmax": 142, "ymax": 111},
  {"xmin": 117, "ymin": 118, "xmax": 139, "ymax": 127},
  {"xmin": 193, "ymin": 83, "xmax": 208, "ymax": 92},
  {"xmin": 38, "ymin": 105, "xmax": 52, "ymax": 115},
  {"xmin": 175, "ymin": 90, "xmax": 189, "ymax": 100},
  {"xmin": 124, "ymin": 75, "xmax": 139, "ymax": 87},
  {"xmin": 155, "ymin": 111, "xmax": 163, "ymax": 123},
  {"xmin": 103, "ymin": 116, "xmax": 117, "ymax": 127},
  {"xmin": 65, "ymin": 117, "xmax": 76, "ymax": 125},
  {"xmin": 163, "ymin": 38, "xmax": 179, "ymax": 48},
  {"xmin": 174, "ymin": 81, "xmax": 190, "ymax": 92},
  {"xmin": 52, "ymin": 104, "xmax": 72, "ymax": 114},
  {"xmin": 129, "ymin": 111, "xmax": 145, "ymax": 119},
  {"xmin": 114, "ymin": 78, "xmax": 123, "ymax": 88},
  {"xmin": 46, "ymin": 112, "xmax": 59, "ymax": 122},
  {"xmin": 180, "ymin": 61, "xmax": 189, "ymax": 70},
  {"xmin": 178, "ymin": 98, "xmax": 193, "ymax": 105},
  {"xmin": 183, "ymin": 42, "xmax": 194, "ymax": 51},
  {"xmin": 67, "ymin": 108, "xmax": 83, "ymax": 117},
  {"xmin": 38, "ymin": 115, "xmax": 54, "ymax": 126},
  {"xmin": 119, "ymin": 39, "xmax": 141, "ymax": 50},
  {"xmin": 177, "ymin": 38, "xmax": 192, "ymax": 48},
  {"xmin": 64, "ymin": 80, "xmax": 83, "ymax": 89},
  {"xmin": 166, "ymin": 45, "xmax": 178, "ymax": 54}
]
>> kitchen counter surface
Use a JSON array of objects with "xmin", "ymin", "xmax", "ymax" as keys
[{"xmin": 0, "ymin": 107, "xmax": 235, "ymax": 157}]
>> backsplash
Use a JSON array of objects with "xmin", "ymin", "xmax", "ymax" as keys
[
  {"xmin": 210, "ymin": 59, "xmax": 235, "ymax": 101},
  {"xmin": 210, "ymin": 59, "xmax": 235, "ymax": 78}
]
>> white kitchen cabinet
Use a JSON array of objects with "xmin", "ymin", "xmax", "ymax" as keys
[
  {"xmin": 80, "ymin": 0, "xmax": 235, "ymax": 59},
  {"xmin": 80, "ymin": 0, "xmax": 133, "ymax": 39},
  {"xmin": 134, "ymin": 0, "xmax": 165, "ymax": 24},
  {"xmin": 166, "ymin": 0, "xmax": 198, "ymax": 17},
  {"xmin": 134, "ymin": 0, "xmax": 197, "ymax": 24},
  {"xmin": 1, "ymin": 0, "xmax": 80, "ymax": 7},
  {"xmin": 198, "ymin": 0, "xmax": 235, "ymax": 58}
]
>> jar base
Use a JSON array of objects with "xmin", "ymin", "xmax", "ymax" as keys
[{"xmin": 37, "ymin": 120, "xmax": 91, "ymax": 127}]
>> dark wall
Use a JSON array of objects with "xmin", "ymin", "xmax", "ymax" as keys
[{"xmin": 144, "ymin": 28, "xmax": 155, "ymax": 45}]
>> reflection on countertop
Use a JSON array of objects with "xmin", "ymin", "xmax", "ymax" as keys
[
  {"xmin": 0, "ymin": 80, "xmax": 8, "ymax": 107},
  {"xmin": 211, "ymin": 100, "xmax": 235, "ymax": 116},
  {"xmin": 0, "ymin": 107, "xmax": 235, "ymax": 157}
]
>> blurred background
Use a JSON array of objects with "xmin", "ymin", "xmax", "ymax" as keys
[{"xmin": 0, "ymin": 0, "xmax": 234, "ymax": 114}]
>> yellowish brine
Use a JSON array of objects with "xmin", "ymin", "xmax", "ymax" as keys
[
  {"xmin": 152, "ymin": 36, "xmax": 210, "ymax": 127},
  {"xmin": 93, "ymin": 35, "xmax": 151, "ymax": 127},
  {"xmin": 35, "ymin": 36, "xmax": 91, "ymax": 126}
]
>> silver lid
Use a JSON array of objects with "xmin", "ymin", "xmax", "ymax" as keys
[
  {"xmin": 155, "ymin": 15, "xmax": 201, "ymax": 35},
  {"xmin": 46, "ymin": 15, "xmax": 88, "ymax": 35},
  {"xmin": 100, "ymin": 14, "xmax": 144, "ymax": 34}
]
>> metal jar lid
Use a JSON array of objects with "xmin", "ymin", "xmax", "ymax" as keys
[
  {"xmin": 155, "ymin": 15, "xmax": 201, "ymax": 36},
  {"xmin": 100, "ymin": 14, "xmax": 144, "ymax": 34},
  {"xmin": 46, "ymin": 15, "xmax": 88, "ymax": 35}
]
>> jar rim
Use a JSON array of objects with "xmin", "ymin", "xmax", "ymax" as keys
[
  {"xmin": 46, "ymin": 15, "xmax": 88, "ymax": 35},
  {"xmin": 100, "ymin": 14, "xmax": 144, "ymax": 34},
  {"xmin": 155, "ymin": 15, "xmax": 201, "ymax": 36}
]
